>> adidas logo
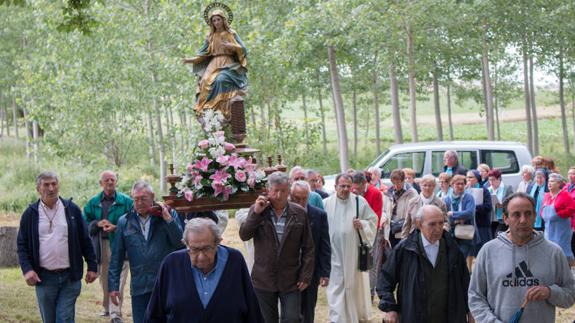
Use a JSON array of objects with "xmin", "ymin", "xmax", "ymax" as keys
[{"xmin": 502, "ymin": 261, "xmax": 540, "ymax": 287}]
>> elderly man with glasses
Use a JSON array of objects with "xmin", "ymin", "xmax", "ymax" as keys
[{"xmin": 145, "ymin": 217, "xmax": 264, "ymax": 322}]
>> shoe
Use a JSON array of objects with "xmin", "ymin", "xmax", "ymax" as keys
[
  {"xmin": 99, "ymin": 311, "xmax": 110, "ymax": 317},
  {"xmin": 111, "ymin": 318, "xmax": 123, "ymax": 323}
]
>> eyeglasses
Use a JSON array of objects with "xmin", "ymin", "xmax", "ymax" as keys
[{"xmin": 188, "ymin": 245, "xmax": 215, "ymax": 255}]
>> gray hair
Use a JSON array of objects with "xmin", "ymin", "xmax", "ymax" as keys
[
  {"xmin": 368, "ymin": 167, "xmax": 381, "ymax": 178},
  {"xmin": 267, "ymin": 171, "xmax": 289, "ymax": 189},
  {"xmin": 36, "ymin": 171, "xmax": 58, "ymax": 188},
  {"xmin": 289, "ymin": 166, "xmax": 304, "ymax": 179},
  {"xmin": 305, "ymin": 169, "xmax": 319, "ymax": 178},
  {"xmin": 521, "ymin": 165, "xmax": 534, "ymax": 177},
  {"xmin": 444, "ymin": 150, "xmax": 458, "ymax": 161},
  {"xmin": 415, "ymin": 204, "xmax": 443, "ymax": 221},
  {"xmin": 419, "ymin": 174, "xmax": 436, "ymax": 186},
  {"xmin": 99, "ymin": 170, "xmax": 117, "ymax": 181},
  {"xmin": 182, "ymin": 217, "xmax": 222, "ymax": 246},
  {"xmin": 291, "ymin": 180, "xmax": 311, "ymax": 193},
  {"xmin": 131, "ymin": 181, "xmax": 154, "ymax": 195},
  {"xmin": 548, "ymin": 173, "xmax": 563, "ymax": 182}
]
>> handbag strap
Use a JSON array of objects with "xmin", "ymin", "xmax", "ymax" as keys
[{"xmin": 355, "ymin": 196, "xmax": 365, "ymax": 246}]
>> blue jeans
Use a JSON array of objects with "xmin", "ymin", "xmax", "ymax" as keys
[
  {"xmin": 35, "ymin": 269, "xmax": 81, "ymax": 323},
  {"xmin": 131, "ymin": 292, "xmax": 152, "ymax": 323}
]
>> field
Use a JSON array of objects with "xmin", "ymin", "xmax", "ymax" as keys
[{"xmin": 1, "ymin": 217, "xmax": 573, "ymax": 322}]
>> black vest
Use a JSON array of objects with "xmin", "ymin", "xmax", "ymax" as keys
[{"xmin": 418, "ymin": 237, "xmax": 448, "ymax": 323}]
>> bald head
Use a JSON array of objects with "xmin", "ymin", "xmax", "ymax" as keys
[
  {"xmin": 100, "ymin": 170, "xmax": 118, "ymax": 196},
  {"xmin": 416, "ymin": 205, "xmax": 445, "ymax": 243}
]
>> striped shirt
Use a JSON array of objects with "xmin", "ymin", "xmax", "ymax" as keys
[{"xmin": 270, "ymin": 207, "xmax": 288, "ymax": 242}]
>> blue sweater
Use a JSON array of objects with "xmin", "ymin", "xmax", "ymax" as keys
[
  {"xmin": 108, "ymin": 209, "xmax": 183, "ymax": 296},
  {"xmin": 145, "ymin": 247, "xmax": 264, "ymax": 323},
  {"xmin": 17, "ymin": 198, "xmax": 97, "ymax": 282}
]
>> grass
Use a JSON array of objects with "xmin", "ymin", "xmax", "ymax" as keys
[{"xmin": 1, "ymin": 217, "xmax": 574, "ymax": 322}]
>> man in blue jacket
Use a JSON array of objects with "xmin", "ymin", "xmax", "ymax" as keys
[
  {"xmin": 290, "ymin": 180, "xmax": 331, "ymax": 323},
  {"xmin": 108, "ymin": 181, "xmax": 183, "ymax": 323},
  {"xmin": 17, "ymin": 171, "xmax": 98, "ymax": 323}
]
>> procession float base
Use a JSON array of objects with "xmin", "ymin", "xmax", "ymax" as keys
[{"xmin": 163, "ymin": 190, "xmax": 263, "ymax": 213}]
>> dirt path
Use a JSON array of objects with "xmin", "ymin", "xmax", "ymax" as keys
[{"xmin": 416, "ymin": 105, "xmax": 565, "ymax": 125}]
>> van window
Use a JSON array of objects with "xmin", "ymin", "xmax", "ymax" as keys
[
  {"xmin": 481, "ymin": 150, "xmax": 519, "ymax": 174},
  {"xmin": 431, "ymin": 151, "xmax": 478, "ymax": 176},
  {"xmin": 380, "ymin": 152, "xmax": 425, "ymax": 178}
]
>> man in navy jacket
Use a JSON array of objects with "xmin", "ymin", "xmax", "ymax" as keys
[
  {"xmin": 290, "ymin": 180, "xmax": 331, "ymax": 323},
  {"xmin": 17, "ymin": 171, "xmax": 98, "ymax": 323}
]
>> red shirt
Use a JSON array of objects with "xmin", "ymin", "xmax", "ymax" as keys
[
  {"xmin": 561, "ymin": 183, "xmax": 575, "ymax": 230},
  {"xmin": 363, "ymin": 184, "xmax": 383, "ymax": 227}
]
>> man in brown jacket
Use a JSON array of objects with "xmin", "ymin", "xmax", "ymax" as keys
[{"xmin": 240, "ymin": 171, "xmax": 315, "ymax": 323}]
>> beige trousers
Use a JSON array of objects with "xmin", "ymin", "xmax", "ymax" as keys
[{"xmin": 99, "ymin": 240, "xmax": 128, "ymax": 319}]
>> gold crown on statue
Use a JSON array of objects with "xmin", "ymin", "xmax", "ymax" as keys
[{"xmin": 203, "ymin": 2, "xmax": 234, "ymax": 25}]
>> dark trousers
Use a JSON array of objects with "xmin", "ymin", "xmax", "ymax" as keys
[
  {"xmin": 255, "ymin": 288, "xmax": 301, "ymax": 323},
  {"xmin": 301, "ymin": 278, "xmax": 319, "ymax": 323},
  {"xmin": 131, "ymin": 292, "xmax": 152, "ymax": 323}
]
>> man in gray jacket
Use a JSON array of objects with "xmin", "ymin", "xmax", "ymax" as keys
[{"xmin": 468, "ymin": 192, "xmax": 575, "ymax": 322}]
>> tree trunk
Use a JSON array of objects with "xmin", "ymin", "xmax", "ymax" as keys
[
  {"xmin": 481, "ymin": 22, "xmax": 495, "ymax": 140},
  {"xmin": 522, "ymin": 45, "xmax": 533, "ymax": 154},
  {"xmin": 572, "ymin": 91, "xmax": 575, "ymax": 153},
  {"xmin": 168, "ymin": 105, "xmax": 177, "ymax": 169},
  {"xmin": 494, "ymin": 63, "xmax": 501, "ymax": 140},
  {"xmin": 0, "ymin": 105, "xmax": 5, "ymax": 137},
  {"xmin": 259, "ymin": 104, "xmax": 266, "ymax": 140},
  {"xmin": 32, "ymin": 120, "xmax": 39, "ymax": 163},
  {"xmin": 302, "ymin": 93, "xmax": 309, "ymax": 147},
  {"xmin": 147, "ymin": 112, "xmax": 156, "ymax": 167},
  {"xmin": 23, "ymin": 108, "xmax": 31, "ymax": 159},
  {"xmin": 529, "ymin": 55, "xmax": 539, "ymax": 156},
  {"xmin": 405, "ymin": 22, "xmax": 418, "ymax": 142},
  {"xmin": 327, "ymin": 46, "xmax": 349, "ymax": 172},
  {"xmin": 266, "ymin": 101, "xmax": 272, "ymax": 137},
  {"xmin": 559, "ymin": 47, "xmax": 569, "ymax": 154},
  {"xmin": 250, "ymin": 104, "xmax": 256, "ymax": 130},
  {"xmin": 352, "ymin": 89, "xmax": 358, "ymax": 157},
  {"xmin": 372, "ymin": 52, "xmax": 381, "ymax": 154},
  {"xmin": 446, "ymin": 83, "xmax": 454, "ymax": 140},
  {"xmin": 4, "ymin": 105, "xmax": 10, "ymax": 137},
  {"xmin": 389, "ymin": 61, "xmax": 403, "ymax": 144},
  {"xmin": 318, "ymin": 87, "xmax": 328, "ymax": 156},
  {"xmin": 12, "ymin": 97, "xmax": 18, "ymax": 139},
  {"xmin": 144, "ymin": 0, "xmax": 166, "ymax": 193},
  {"xmin": 432, "ymin": 68, "xmax": 443, "ymax": 141}
]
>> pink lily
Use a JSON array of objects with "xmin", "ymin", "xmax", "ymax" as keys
[
  {"xmin": 212, "ymin": 183, "xmax": 224, "ymax": 197},
  {"xmin": 184, "ymin": 190, "xmax": 194, "ymax": 202},
  {"xmin": 223, "ymin": 142, "xmax": 236, "ymax": 152},
  {"xmin": 198, "ymin": 140, "xmax": 209, "ymax": 149},
  {"xmin": 216, "ymin": 155, "xmax": 229, "ymax": 166},
  {"xmin": 228, "ymin": 155, "xmax": 246, "ymax": 169},
  {"xmin": 210, "ymin": 168, "xmax": 231, "ymax": 185},
  {"xmin": 194, "ymin": 156, "xmax": 212, "ymax": 172}
]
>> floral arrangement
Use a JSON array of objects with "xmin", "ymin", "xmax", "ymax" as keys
[{"xmin": 178, "ymin": 110, "xmax": 266, "ymax": 201}]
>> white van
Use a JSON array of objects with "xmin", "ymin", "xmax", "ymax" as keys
[{"xmin": 323, "ymin": 141, "xmax": 532, "ymax": 193}]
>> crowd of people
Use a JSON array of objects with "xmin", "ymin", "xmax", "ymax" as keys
[{"xmin": 14, "ymin": 149, "xmax": 575, "ymax": 323}]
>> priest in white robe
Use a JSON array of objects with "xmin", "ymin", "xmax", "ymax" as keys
[{"xmin": 324, "ymin": 173, "xmax": 378, "ymax": 323}]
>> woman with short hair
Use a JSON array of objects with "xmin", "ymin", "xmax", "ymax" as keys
[
  {"xmin": 541, "ymin": 173, "xmax": 575, "ymax": 269},
  {"xmin": 477, "ymin": 163, "xmax": 490, "ymax": 187},
  {"xmin": 529, "ymin": 168, "xmax": 549, "ymax": 231},
  {"xmin": 444, "ymin": 174, "xmax": 477, "ymax": 271},
  {"xmin": 517, "ymin": 165, "xmax": 535, "ymax": 193},
  {"xmin": 487, "ymin": 169, "xmax": 514, "ymax": 236},
  {"xmin": 436, "ymin": 172, "xmax": 453, "ymax": 199},
  {"xmin": 383, "ymin": 169, "xmax": 418, "ymax": 248}
]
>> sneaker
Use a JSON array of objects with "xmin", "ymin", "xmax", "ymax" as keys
[
  {"xmin": 111, "ymin": 318, "xmax": 123, "ymax": 323},
  {"xmin": 99, "ymin": 311, "xmax": 110, "ymax": 317}
]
